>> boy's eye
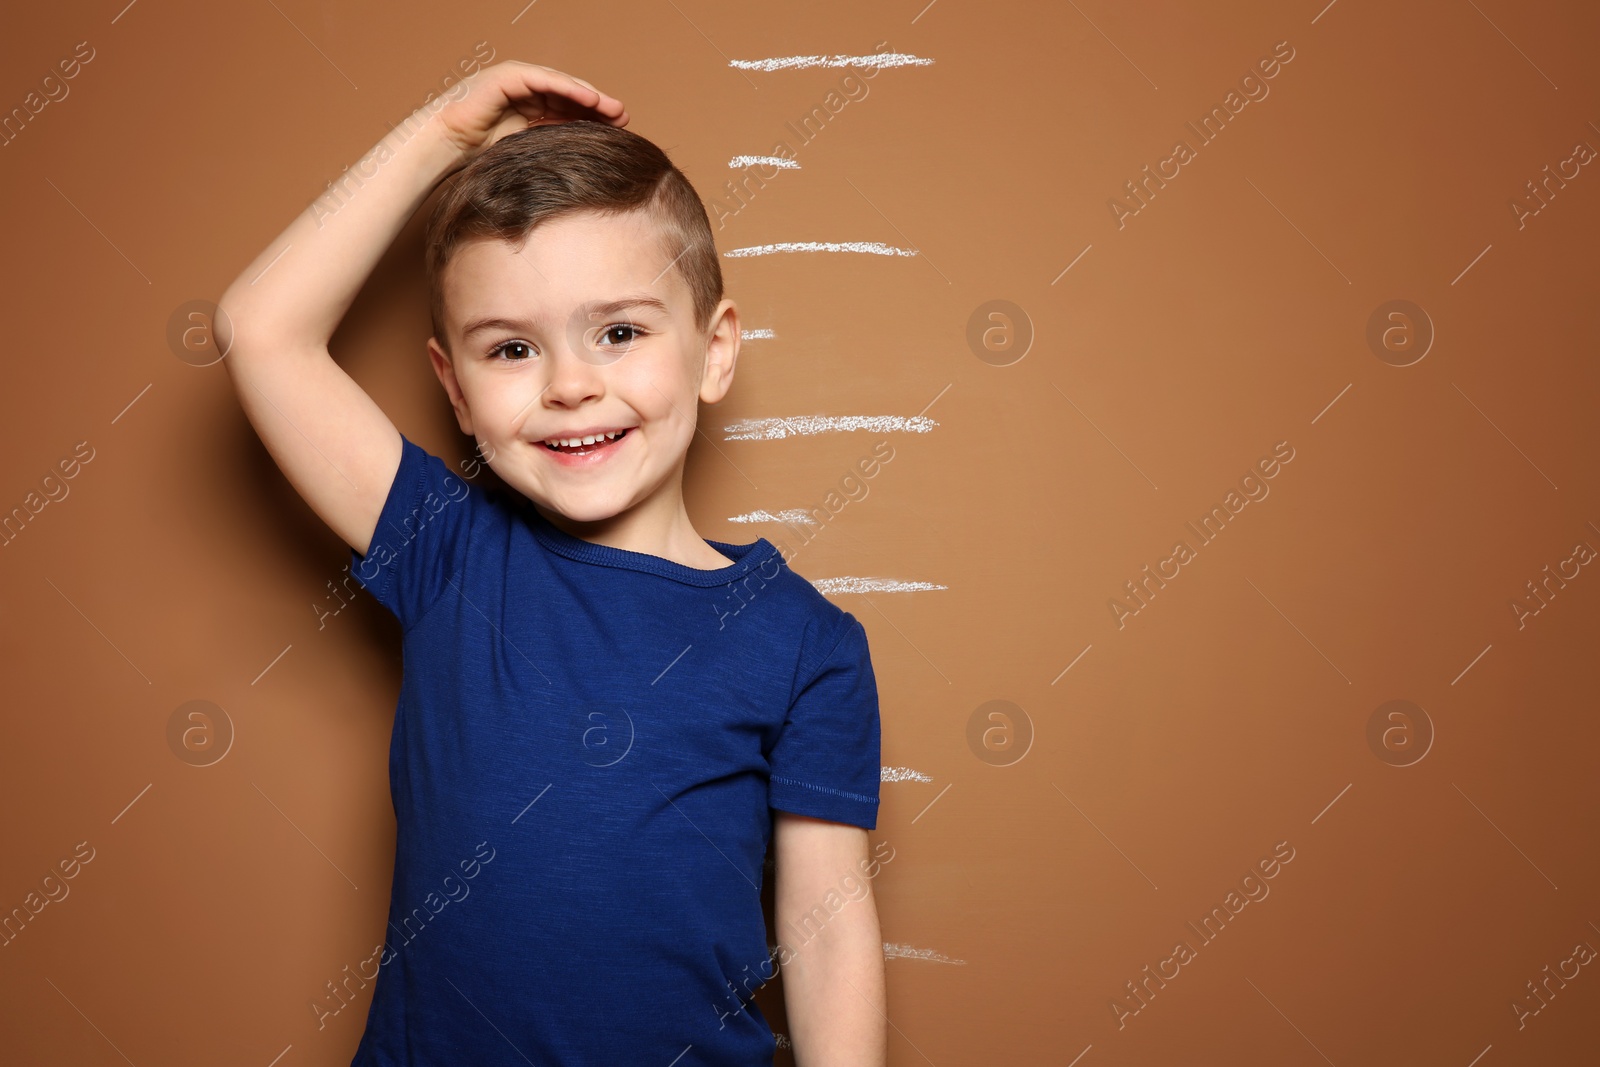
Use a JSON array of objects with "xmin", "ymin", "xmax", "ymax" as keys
[
  {"xmin": 489, "ymin": 340, "xmax": 536, "ymax": 362},
  {"xmin": 597, "ymin": 324, "xmax": 644, "ymax": 346}
]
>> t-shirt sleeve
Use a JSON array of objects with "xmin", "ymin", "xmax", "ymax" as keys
[
  {"xmin": 348, "ymin": 432, "xmax": 477, "ymax": 632},
  {"xmin": 768, "ymin": 612, "xmax": 882, "ymax": 830}
]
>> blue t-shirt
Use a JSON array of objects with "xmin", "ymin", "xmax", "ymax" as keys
[{"xmin": 345, "ymin": 432, "xmax": 882, "ymax": 1066}]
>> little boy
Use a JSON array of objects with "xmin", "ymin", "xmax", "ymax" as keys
[{"xmin": 217, "ymin": 61, "xmax": 886, "ymax": 1066}]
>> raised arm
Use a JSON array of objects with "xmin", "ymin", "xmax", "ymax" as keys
[{"xmin": 214, "ymin": 62, "xmax": 627, "ymax": 556}]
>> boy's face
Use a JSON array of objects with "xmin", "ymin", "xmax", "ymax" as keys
[{"xmin": 428, "ymin": 209, "xmax": 738, "ymax": 526}]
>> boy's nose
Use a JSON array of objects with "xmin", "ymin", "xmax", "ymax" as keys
[{"xmin": 541, "ymin": 343, "xmax": 607, "ymax": 407}]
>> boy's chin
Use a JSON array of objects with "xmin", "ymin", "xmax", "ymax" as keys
[{"xmin": 534, "ymin": 493, "xmax": 635, "ymax": 526}]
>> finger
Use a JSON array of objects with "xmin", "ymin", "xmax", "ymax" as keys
[{"xmin": 510, "ymin": 64, "xmax": 623, "ymax": 117}]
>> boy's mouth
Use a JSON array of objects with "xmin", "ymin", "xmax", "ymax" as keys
[{"xmin": 540, "ymin": 427, "xmax": 631, "ymax": 457}]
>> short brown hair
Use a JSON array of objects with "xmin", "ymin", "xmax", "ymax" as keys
[{"xmin": 424, "ymin": 120, "xmax": 723, "ymax": 351}]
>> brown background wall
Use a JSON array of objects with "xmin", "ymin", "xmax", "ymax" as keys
[{"xmin": 2, "ymin": 0, "xmax": 1597, "ymax": 1063}]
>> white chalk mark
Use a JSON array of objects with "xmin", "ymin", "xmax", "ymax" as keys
[
  {"xmin": 729, "ymin": 508, "xmax": 815, "ymax": 525},
  {"xmin": 266, "ymin": 1045, "xmax": 294, "ymax": 1067},
  {"xmin": 883, "ymin": 941, "xmax": 967, "ymax": 964},
  {"xmin": 843, "ymin": 174, "xmax": 951, "ymax": 285},
  {"xmin": 1051, "ymin": 643, "xmax": 1093, "ymax": 684},
  {"xmin": 882, "ymin": 766, "xmax": 933, "ymax": 783},
  {"xmin": 1067, "ymin": 1045, "xmax": 1093, "ymax": 1067},
  {"xmin": 1311, "ymin": 383, "xmax": 1352, "ymax": 425},
  {"xmin": 723, "ymin": 240, "xmax": 919, "ymax": 258},
  {"xmin": 1050, "ymin": 243, "xmax": 1093, "ymax": 284},
  {"xmin": 1465, "ymin": 1045, "xmax": 1492, "ymax": 1067},
  {"xmin": 111, "ymin": 383, "xmax": 153, "ymax": 425},
  {"xmin": 1451, "ymin": 244, "xmax": 1492, "ymax": 285},
  {"xmin": 1311, "ymin": 783, "xmax": 1352, "ymax": 825},
  {"xmin": 1452, "ymin": 382, "xmax": 1558, "ymax": 489},
  {"xmin": 730, "ymin": 53, "xmax": 934, "ymax": 72},
  {"xmin": 1454, "ymin": 782, "xmax": 1558, "ymax": 890},
  {"xmin": 111, "ymin": 0, "xmax": 140, "ymax": 24},
  {"xmin": 724, "ymin": 414, "xmax": 938, "ymax": 440},
  {"xmin": 911, "ymin": 0, "xmax": 939, "ymax": 24},
  {"xmin": 811, "ymin": 577, "xmax": 948, "ymax": 594},
  {"xmin": 739, "ymin": 328, "xmax": 776, "ymax": 340},
  {"xmin": 111, "ymin": 783, "xmax": 153, "ymax": 825},
  {"xmin": 729, "ymin": 155, "xmax": 799, "ymax": 169},
  {"xmin": 1451, "ymin": 643, "xmax": 1492, "ymax": 686},
  {"xmin": 1310, "ymin": 0, "xmax": 1340, "ymax": 24}
]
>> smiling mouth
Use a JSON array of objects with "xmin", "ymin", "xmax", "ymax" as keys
[{"xmin": 542, "ymin": 428, "xmax": 631, "ymax": 455}]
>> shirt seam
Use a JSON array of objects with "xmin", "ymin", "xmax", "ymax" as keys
[{"xmin": 770, "ymin": 775, "xmax": 878, "ymax": 806}]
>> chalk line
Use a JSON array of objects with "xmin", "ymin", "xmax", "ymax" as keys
[
  {"xmin": 728, "ymin": 508, "xmax": 816, "ymax": 525},
  {"xmin": 729, "ymin": 52, "xmax": 934, "ymax": 72},
  {"xmin": 723, "ymin": 241, "xmax": 919, "ymax": 258},
  {"xmin": 811, "ymin": 577, "xmax": 948, "ymax": 594},
  {"xmin": 729, "ymin": 155, "xmax": 800, "ymax": 169},
  {"xmin": 723, "ymin": 414, "xmax": 938, "ymax": 440},
  {"xmin": 883, "ymin": 942, "xmax": 966, "ymax": 964}
]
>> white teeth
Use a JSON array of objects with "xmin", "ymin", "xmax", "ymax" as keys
[{"xmin": 545, "ymin": 430, "xmax": 625, "ymax": 449}]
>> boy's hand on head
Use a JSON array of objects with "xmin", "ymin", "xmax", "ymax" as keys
[{"xmin": 431, "ymin": 60, "xmax": 629, "ymax": 169}]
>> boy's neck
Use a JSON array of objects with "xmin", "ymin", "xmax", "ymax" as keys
[{"xmin": 529, "ymin": 486, "xmax": 736, "ymax": 571}]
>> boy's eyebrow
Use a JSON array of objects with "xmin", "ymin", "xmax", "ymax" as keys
[{"xmin": 460, "ymin": 295, "xmax": 672, "ymax": 339}]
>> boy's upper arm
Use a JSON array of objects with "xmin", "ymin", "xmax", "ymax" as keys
[
  {"xmin": 220, "ymin": 330, "xmax": 403, "ymax": 558},
  {"xmin": 773, "ymin": 810, "xmax": 872, "ymax": 921}
]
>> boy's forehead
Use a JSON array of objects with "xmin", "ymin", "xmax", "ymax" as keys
[{"xmin": 442, "ymin": 211, "xmax": 688, "ymax": 329}]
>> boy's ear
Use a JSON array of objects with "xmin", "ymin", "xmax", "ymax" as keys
[
  {"xmin": 699, "ymin": 298, "xmax": 740, "ymax": 405},
  {"xmin": 427, "ymin": 336, "xmax": 476, "ymax": 435}
]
